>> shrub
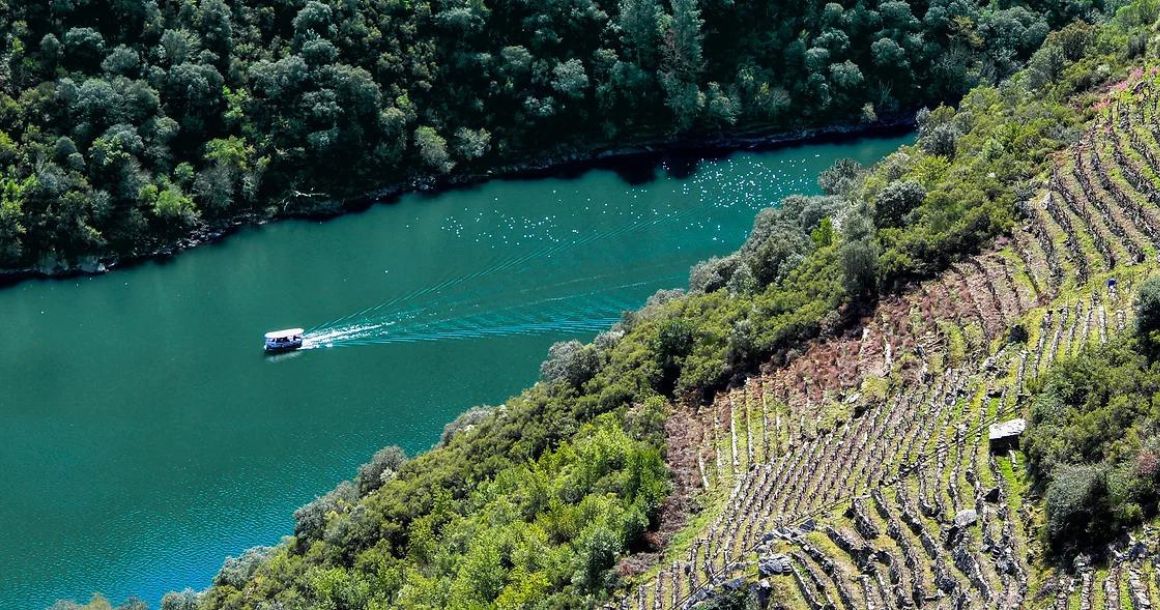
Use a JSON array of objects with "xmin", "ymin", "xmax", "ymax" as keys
[
  {"xmin": 838, "ymin": 207, "xmax": 878, "ymax": 297},
  {"xmin": 689, "ymin": 255, "xmax": 739, "ymax": 293},
  {"xmin": 214, "ymin": 546, "xmax": 274, "ymax": 589},
  {"xmin": 293, "ymin": 481, "xmax": 358, "ymax": 543},
  {"xmin": 414, "ymin": 126, "xmax": 454, "ymax": 173},
  {"xmin": 439, "ymin": 406, "xmax": 494, "ymax": 446},
  {"xmin": 1134, "ymin": 274, "xmax": 1160, "ymax": 348},
  {"xmin": 1044, "ymin": 463, "xmax": 1109, "ymax": 552},
  {"xmin": 873, "ymin": 180, "xmax": 926, "ymax": 228},
  {"xmin": 355, "ymin": 445, "xmax": 408, "ymax": 495},
  {"xmin": 818, "ymin": 158, "xmax": 864, "ymax": 195},
  {"xmin": 1026, "ymin": 338, "xmax": 1160, "ymax": 555},
  {"xmin": 541, "ymin": 340, "xmax": 601, "ymax": 388},
  {"xmin": 159, "ymin": 590, "xmax": 199, "ymax": 610}
]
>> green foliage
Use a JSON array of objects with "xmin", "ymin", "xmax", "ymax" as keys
[
  {"xmin": 0, "ymin": 0, "xmax": 1104, "ymax": 270},
  {"xmin": 873, "ymin": 180, "xmax": 925, "ymax": 228},
  {"xmin": 49, "ymin": 595, "xmax": 147, "ymax": 610},
  {"xmin": 1044, "ymin": 463, "xmax": 1112, "ymax": 550},
  {"xmin": 355, "ymin": 446, "xmax": 407, "ymax": 496},
  {"xmin": 839, "ymin": 206, "xmax": 879, "ymax": 298},
  {"xmin": 1025, "ymin": 339, "xmax": 1160, "ymax": 555},
  {"xmin": 158, "ymin": 590, "xmax": 199, "ymax": 610},
  {"xmin": 1134, "ymin": 274, "xmax": 1160, "ymax": 348},
  {"xmin": 0, "ymin": 170, "xmax": 31, "ymax": 264},
  {"xmin": 690, "ymin": 587, "xmax": 761, "ymax": 609},
  {"xmin": 414, "ymin": 126, "xmax": 453, "ymax": 174},
  {"xmin": 140, "ymin": 180, "xmax": 199, "ymax": 227},
  {"xmin": 688, "ymin": 254, "xmax": 739, "ymax": 293},
  {"xmin": 439, "ymin": 405, "xmax": 494, "ymax": 447},
  {"xmin": 541, "ymin": 340, "xmax": 601, "ymax": 388},
  {"xmin": 201, "ymin": 407, "xmax": 670, "ymax": 609},
  {"xmin": 818, "ymin": 158, "xmax": 864, "ymax": 196}
]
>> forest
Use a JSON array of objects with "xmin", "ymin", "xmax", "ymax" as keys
[{"xmin": 0, "ymin": 0, "xmax": 1101, "ymax": 272}]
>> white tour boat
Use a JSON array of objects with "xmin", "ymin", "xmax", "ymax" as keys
[{"xmin": 264, "ymin": 328, "xmax": 304, "ymax": 352}]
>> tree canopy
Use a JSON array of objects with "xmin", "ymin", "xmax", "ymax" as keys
[{"xmin": 0, "ymin": 0, "xmax": 1102, "ymax": 271}]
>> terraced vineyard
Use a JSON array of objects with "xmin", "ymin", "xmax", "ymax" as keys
[{"xmin": 615, "ymin": 76, "xmax": 1160, "ymax": 610}]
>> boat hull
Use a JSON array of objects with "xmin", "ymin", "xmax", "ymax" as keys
[{"xmin": 264, "ymin": 340, "xmax": 303, "ymax": 353}]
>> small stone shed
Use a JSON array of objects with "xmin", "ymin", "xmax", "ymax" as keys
[{"xmin": 988, "ymin": 418, "xmax": 1026, "ymax": 453}]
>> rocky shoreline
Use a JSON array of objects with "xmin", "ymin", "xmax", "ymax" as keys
[{"xmin": 0, "ymin": 116, "xmax": 914, "ymax": 287}]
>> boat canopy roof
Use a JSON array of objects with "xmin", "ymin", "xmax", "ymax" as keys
[{"xmin": 265, "ymin": 328, "xmax": 305, "ymax": 340}]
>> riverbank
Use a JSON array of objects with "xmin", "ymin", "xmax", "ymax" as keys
[{"xmin": 0, "ymin": 116, "xmax": 914, "ymax": 287}]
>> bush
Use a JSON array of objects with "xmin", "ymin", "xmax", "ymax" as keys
[
  {"xmin": 818, "ymin": 158, "xmax": 864, "ymax": 195},
  {"xmin": 1044, "ymin": 463, "xmax": 1109, "ymax": 552},
  {"xmin": 355, "ymin": 445, "xmax": 407, "ymax": 495},
  {"xmin": 1026, "ymin": 338, "xmax": 1160, "ymax": 555},
  {"xmin": 414, "ymin": 126, "xmax": 454, "ymax": 173},
  {"xmin": 214, "ymin": 546, "xmax": 273, "ymax": 589},
  {"xmin": 1134, "ymin": 274, "xmax": 1160, "ymax": 348},
  {"xmin": 49, "ymin": 596, "xmax": 147, "ymax": 610},
  {"xmin": 739, "ymin": 208, "xmax": 812, "ymax": 286},
  {"xmin": 159, "ymin": 589, "xmax": 199, "ymax": 610},
  {"xmin": 293, "ymin": 481, "xmax": 358, "ymax": 543},
  {"xmin": 439, "ymin": 405, "xmax": 494, "ymax": 446},
  {"xmin": 873, "ymin": 180, "xmax": 925, "ymax": 228},
  {"xmin": 838, "ymin": 207, "xmax": 878, "ymax": 297},
  {"xmin": 689, "ymin": 255, "xmax": 739, "ymax": 293},
  {"xmin": 541, "ymin": 340, "xmax": 601, "ymax": 388}
]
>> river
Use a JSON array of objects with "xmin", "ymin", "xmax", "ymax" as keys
[{"xmin": 0, "ymin": 133, "xmax": 911, "ymax": 609}]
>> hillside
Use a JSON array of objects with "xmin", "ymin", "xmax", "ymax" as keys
[
  {"xmin": 46, "ymin": 2, "xmax": 1160, "ymax": 610},
  {"xmin": 0, "ymin": 0, "xmax": 1098, "ymax": 276},
  {"xmin": 624, "ymin": 72, "xmax": 1160, "ymax": 608}
]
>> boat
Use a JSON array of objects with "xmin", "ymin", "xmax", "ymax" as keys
[{"xmin": 264, "ymin": 328, "xmax": 304, "ymax": 352}]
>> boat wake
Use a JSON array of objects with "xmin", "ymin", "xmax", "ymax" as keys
[
  {"xmin": 295, "ymin": 203, "xmax": 709, "ymax": 351},
  {"xmin": 301, "ymin": 321, "xmax": 400, "ymax": 349},
  {"xmin": 301, "ymin": 271, "xmax": 684, "ymax": 350}
]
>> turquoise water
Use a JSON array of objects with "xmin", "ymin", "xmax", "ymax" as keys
[{"xmin": 0, "ymin": 134, "xmax": 910, "ymax": 609}]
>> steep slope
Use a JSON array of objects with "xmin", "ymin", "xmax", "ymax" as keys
[{"xmin": 628, "ymin": 62, "xmax": 1160, "ymax": 610}]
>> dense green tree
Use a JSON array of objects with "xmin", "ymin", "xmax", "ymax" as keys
[
  {"xmin": 618, "ymin": 0, "xmax": 663, "ymax": 67},
  {"xmin": 63, "ymin": 28, "xmax": 106, "ymax": 70},
  {"xmin": 49, "ymin": 594, "xmax": 147, "ymax": 610},
  {"xmin": 552, "ymin": 59, "xmax": 590, "ymax": 98},
  {"xmin": 158, "ymin": 589, "xmax": 199, "ymax": 610},
  {"xmin": 818, "ymin": 158, "xmax": 864, "ymax": 196},
  {"xmin": 355, "ymin": 445, "xmax": 407, "ymax": 495},
  {"xmin": 0, "ymin": 173, "xmax": 31, "ymax": 265},
  {"xmin": 541, "ymin": 340, "xmax": 601, "ymax": 388},
  {"xmin": 839, "ymin": 205, "xmax": 879, "ymax": 297},
  {"xmin": 873, "ymin": 180, "xmax": 926, "ymax": 227},
  {"xmin": 1044, "ymin": 463, "xmax": 1111, "ymax": 550},
  {"xmin": 0, "ymin": 0, "xmax": 1103, "ymax": 271},
  {"xmin": 660, "ymin": 0, "xmax": 705, "ymax": 129},
  {"xmin": 414, "ymin": 126, "xmax": 453, "ymax": 173},
  {"xmin": 689, "ymin": 254, "xmax": 738, "ymax": 293},
  {"xmin": 1135, "ymin": 274, "xmax": 1160, "ymax": 346},
  {"xmin": 1024, "ymin": 333, "xmax": 1160, "ymax": 555}
]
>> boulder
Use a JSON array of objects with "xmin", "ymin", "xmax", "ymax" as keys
[
  {"xmin": 759, "ymin": 554, "xmax": 793, "ymax": 576},
  {"xmin": 954, "ymin": 509, "xmax": 979, "ymax": 528}
]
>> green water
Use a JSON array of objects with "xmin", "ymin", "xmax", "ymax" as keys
[{"xmin": 0, "ymin": 134, "xmax": 910, "ymax": 609}]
